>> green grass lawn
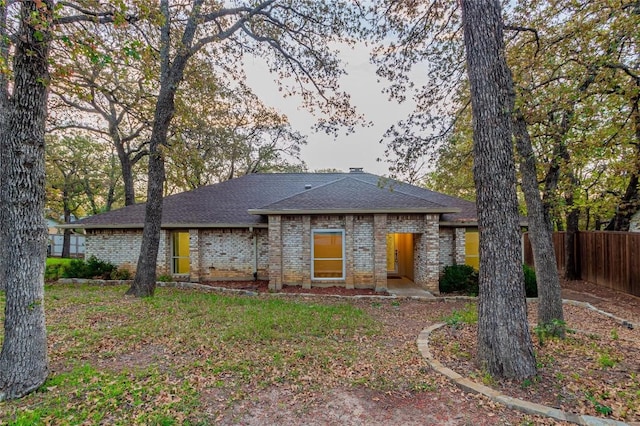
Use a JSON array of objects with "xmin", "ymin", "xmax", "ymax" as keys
[
  {"xmin": 0, "ymin": 284, "xmax": 404, "ymax": 425},
  {"xmin": 45, "ymin": 258, "xmax": 73, "ymax": 267}
]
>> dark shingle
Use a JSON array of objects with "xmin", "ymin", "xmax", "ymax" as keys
[
  {"xmin": 73, "ymin": 172, "xmax": 477, "ymax": 228},
  {"xmin": 252, "ymin": 177, "xmax": 456, "ymax": 213}
]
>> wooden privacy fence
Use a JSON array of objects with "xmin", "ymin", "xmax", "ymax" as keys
[{"xmin": 523, "ymin": 231, "xmax": 640, "ymax": 297}]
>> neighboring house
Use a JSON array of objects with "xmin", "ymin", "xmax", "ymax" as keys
[
  {"xmin": 630, "ymin": 210, "xmax": 640, "ymax": 232},
  {"xmin": 70, "ymin": 170, "xmax": 478, "ymax": 293},
  {"xmin": 47, "ymin": 217, "xmax": 85, "ymax": 257}
]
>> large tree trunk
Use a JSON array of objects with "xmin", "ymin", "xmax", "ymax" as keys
[
  {"xmin": 0, "ymin": 1, "xmax": 9, "ymax": 292},
  {"xmin": 461, "ymin": 0, "xmax": 537, "ymax": 380},
  {"xmin": 0, "ymin": 0, "xmax": 52, "ymax": 400},
  {"xmin": 514, "ymin": 113, "xmax": 564, "ymax": 332}
]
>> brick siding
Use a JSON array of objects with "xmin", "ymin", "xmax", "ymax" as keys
[
  {"xmin": 85, "ymin": 229, "xmax": 168, "ymax": 275},
  {"xmin": 85, "ymin": 215, "xmax": 466, "ymax": 292}
]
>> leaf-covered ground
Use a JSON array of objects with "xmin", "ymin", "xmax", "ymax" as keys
[
  {"xmin": 0, "ymin": 280, "xmax": 637, "ymax": 425},
  {"xmin": 430, "ymin": 280, "xmax": 640, "ymax": 423}
]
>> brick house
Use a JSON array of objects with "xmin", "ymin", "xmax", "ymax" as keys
[{"xmin": 73, "ymin": 170, "xmax": 478, "ymax": 293}]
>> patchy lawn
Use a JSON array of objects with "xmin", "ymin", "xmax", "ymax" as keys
[{"xmin": 1, "ymin": 282, "xmax": 636, "ymax": 425}]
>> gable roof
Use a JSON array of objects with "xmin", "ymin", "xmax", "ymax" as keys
[{"xmin": 71, "ymin": 172, "xmax": 477, "ymax": 229}]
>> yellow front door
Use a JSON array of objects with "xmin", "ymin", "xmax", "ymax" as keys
[{"xmin": 386, "ymin": 234, "xmax": 398, "ymax": 274}]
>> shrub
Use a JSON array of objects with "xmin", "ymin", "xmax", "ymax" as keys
[
  {"xmin": 45, "ymin": 263, "xmax": 66, "ymax": 281},
  {"xmin": 110, "ymin": 268, "xmax": 132, "ymax": 280},
  {"xmin": 62, "ymin": 256, "xmax": 117, "ymax": 279},
  {"xmin": 523, "ymin": 264, "xmax": 538, "ymax": 298},
  {"xmin": 62, "ymin": 259, "xmax": 89, "ymax": 278},
  {"xmin": 439, "ymin": 265, "xmax": 478, "ymax": 294},
  {"xmin": 439, "ymin": 263, "xmax": 538, "ymax": 297}
]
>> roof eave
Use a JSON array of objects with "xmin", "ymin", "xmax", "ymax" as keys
[
  {"xmin": 63, "ymin": 223, "xmax": 269, "ymax": 230},
  {"xmin": 439, "ymin": 221, "xmax": 479, "ymax": 227},
  {"xmin": 248, "ymin": 207, "xmax": 461, "ymax": 215}
]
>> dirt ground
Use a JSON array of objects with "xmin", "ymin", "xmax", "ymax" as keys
[{"xmin": 202, "ymin": 279, "xmax": 639, "ymax": 425}]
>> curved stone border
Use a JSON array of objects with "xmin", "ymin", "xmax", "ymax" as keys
[
  {"xmin": 563, "ymin": 299, "xmax": 638, "ymax": 330},
  {"xmin": 417, "ymin": 322, "xmax": 631, "ymax": 426}
]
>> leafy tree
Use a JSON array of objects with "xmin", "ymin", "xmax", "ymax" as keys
[
  {"xmin": 461, "ymin": 0, "xmax": 537, "ymax": 379},
  {"xmin": 125, "ymin": 0, "xmax": 368, "ymax": 297},
  {"xmin": 48, "ymin": 25, "xmax": 156, "ymax": 206},
  {"xmin": 164, "ymin": 64, "xmax": 307, "ymax": 192},
  {"xmin": 378, "ymin": 0, "xmax": 639, "ymax": 238},
  {"xmin": 46, "ymin": 135, "xmax": 122, "ymax": 255},
  {"xmin": 507, "ymin": 0, "xmax": 639, "ymax": 278}
]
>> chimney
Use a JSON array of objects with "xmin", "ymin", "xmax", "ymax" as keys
[{"xmin": 349, "ymin": 167, "xmax": 364, "ymax": 173}]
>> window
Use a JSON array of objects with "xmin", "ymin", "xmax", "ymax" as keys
[
  {"xmin": 172, "ymin": 232, "xmax": 190, "ymax": 274},
  {"xmin": 312, "ymin": 230, "xmax": 344, "ymax": 279},
  {"xmin": 465, "ymin": 229, "xmax": 479, "ymax": 270}
]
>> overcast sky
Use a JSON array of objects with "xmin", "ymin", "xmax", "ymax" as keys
[{"xmin": 244, "ymin": 43, "xmax": 423, "ymax": 177}]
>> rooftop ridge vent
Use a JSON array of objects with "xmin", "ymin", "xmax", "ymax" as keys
[
  {"xmin": 349, "ymin": 167, "xmax": 364, "ymax": 173},
  {"xmin": 304, "ymin": 184, "xmax": 312, "ymax": 189}
]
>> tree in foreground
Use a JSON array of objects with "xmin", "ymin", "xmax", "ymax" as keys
[
  {"xmin": 0, "ymin": 0, "xmax": 128, "ymax": 400},
  {"xmin": 460, "ymin": 0, "xmax": 537, "ymax": 379},
  {"xmin": 0, "ymin": 0, "xmax": 53, "ymax": 400}
]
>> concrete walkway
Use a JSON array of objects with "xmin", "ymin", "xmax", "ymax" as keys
[{"xmin": 387, "ymin": 277, "xmax": 436, "ymax": 298}]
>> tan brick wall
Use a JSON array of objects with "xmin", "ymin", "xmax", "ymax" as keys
[
  {"xmin": 454, "ymin": 228, "xmax": 466, "ymax": 265},
  {"xmin": 268, "ymin": 216, "xmax": 283, "ymax": 290},
  {"xmin": 198, "ymin": 228, "xmax": 263, "ymax": 280},
  {"xmin": 387, "ymin": 214, "xmax": 425, "ymax": 233},
  {"xmin": 86, "ymin": 213, "xmax": 457, "ymax": 292},
  {"xmin": 373, "ymin": 214, "xmax": 388, "ymax": 291},
  {"xmin": 439, "ymin": 228, "xmax": 454, "ymax": 272},
  {"xmin": 282, "ymin": 216, "xmax": 305, "ymax": 284},
  {"xmin": 85, "ymin": 229, "xmax": 168, "ymax": 275},
  {"xmin": 414, "ymin": 215, "xmax": 440, "ymax": 293},
  {"xmin": 352, "ymin": 215, "xmax": 374, "ymax": 286}
]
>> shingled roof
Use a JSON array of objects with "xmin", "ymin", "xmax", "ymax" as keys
[{"xmin": 72, "ymin": 172, "xmax": 477, "ymax": 229}]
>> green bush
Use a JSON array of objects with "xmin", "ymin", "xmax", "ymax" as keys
[
  {"xmin": 45, "ymin": 263, "xmax": 66, "ymax": 281},
  {"xmin": 62, "ymin": 256, "xmax": 117, "ymax": 279},
  {"xmin": 523, "ymin": 264, "xmax": 538, "ymax": 298},
  {"xmin": 439, "ymin": 263, "xmax": 538, "ymax": 297},
  {"xmin": 439, "ymin": 265, "xmax": 478, "ymax": 294}
]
